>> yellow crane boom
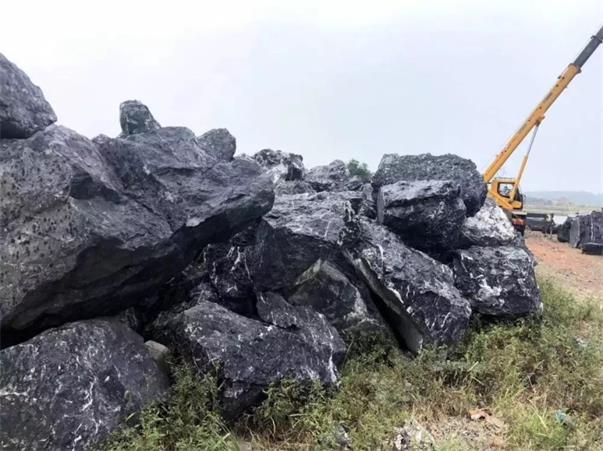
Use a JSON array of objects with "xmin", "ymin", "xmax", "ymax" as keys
[{"xmin": 485, "ymin": 25, "xmax": 603, "ymax": 225}]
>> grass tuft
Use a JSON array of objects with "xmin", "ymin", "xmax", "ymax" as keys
[{"xmin": 102, "ymin": 363, "xmax": 237, "ymax": 450}]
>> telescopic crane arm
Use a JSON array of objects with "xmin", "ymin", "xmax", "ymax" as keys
[{"xmin": 484, "ymin": 26, "xmax": 603, "ymax": 186}]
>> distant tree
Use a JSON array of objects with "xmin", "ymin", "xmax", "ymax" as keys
[{"xmin": 347, "ymin": 159, "xmax": 372, "ymax": 181}]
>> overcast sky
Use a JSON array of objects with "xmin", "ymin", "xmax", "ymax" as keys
[{"xmin": 2, "ymin": 0, "xmax": 602, "ymax": 192}]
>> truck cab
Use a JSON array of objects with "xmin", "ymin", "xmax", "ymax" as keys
[{"xmin": 489, "ymin": 178, "xmax": 526, "ymax": 234}]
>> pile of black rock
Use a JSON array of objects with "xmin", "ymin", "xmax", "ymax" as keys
[
  {"xmin": 0, "ymin": 53, "xmax": 542, "ymax": 450},
  {"xmin": 557, "ymin": 210, "xmax": 603, "ymax": 255}
]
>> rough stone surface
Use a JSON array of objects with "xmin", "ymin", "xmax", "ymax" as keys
[
  {"xmin": 557, "ymin": 217, "xmax": 572, "ymax": 243},
  {"xmin": 569, "ymin": 216, "xmax": 585, "ymax": 248},
  {"xmin": 305, "ymin": 160, "xmax": 350, "ymax": 192},
  {"xmin": 0, "ymin": 319, "xmax": 169, "ymax": 451},
  {"xmin": 147, "ymin": 279, "xmax": 220, "ymax": 337},
  {"xmin": 288, "ymin": 259, "xmax": 387, "ymax": 338},
  {"xmin": 109, "ymin": 125, "xmax": 220, "ymax": 170},
  {"xmin": 359, "ymin": 183, "xmax": 378, "ymax": 219},
  {"xmin": 372, "ymin": 153, "xmax": 487, "ymax": 216},
  {"xmin": 197, "ymin": 128, "xmax": 236, "ymax": 161},
  {"xmin": 586, "ymin": 210, "xmax": 603, "ymax": 245},
  {"xmin": 150, "ymin": 299, "xmax": 345, "ymax": 418},
  {"xmin": 0, "ymin": 122, "xmax": 273, "ymax": 340},
  {"xmin": 452, "ymin": 246, "xmax": 542, "ymax": 318},
  {"xmin": 346, "ymin": 219, "xmax": 472, "ymax": 353},
  {"xmin": 145, "ymin": 340, "xmax": 171, "ymax": 372},
  {"xmin": 345, "ymin": 175, "xmax": 368, "ymax": 191},
  {"xmin": 113, "ymin": 306, "xmax": 145, "ymax": 333},
  {"xmin": 274, "ymin": 179, "xmax": 316, "ymax": 195},
  {"xmin": 459, "ymin": 198, "xmax": 517, "ymax": 247},
  {"xmin": 119, "ymin": 100, "xmax": 160, "ymax": 136},
  {"xmin": 251, "ymin": 191, "xmax": 363, "ymax": 291},
  {"xmin": 0, "ymin": 53, "xmax": 57, "ymax": 139},
  {"xmin": 377, "ymin": 180, "xmax": 466, "ymax": 251},
  {"xmin": 253, "ymin": 148, "xmax": 305, "ymax": 182},
  {"xmin": 569, "ymin": 211, "xmax": 603, "ymax": 249},
  {"xmin": 201, "ymin": 224, "xmax": 259, "ymax": 316}
]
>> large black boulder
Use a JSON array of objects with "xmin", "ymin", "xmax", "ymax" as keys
[
  {"xmin": 372, "ymin": 153, "xmax": 486, "ymax": 216},
  {"xmin": 0, "ymin": 53, "xmax": 57, "ymax": 139},
  {"xmin": 345, "ymin": 219, "xmax": 472, "ymax": 353},
  {"xmin": 251, "ymin": 191, "xmax": 364, "ymax": 291},
  {"xmin": 569, "ymin": 211, "xmax": 603, "ymax": 249},
  {"xmin": 119, "ymin": 99, "xmax": 161, "ymax": 136},
  {"xmin": 105, "ymin": 125, "xmax": 221, "ymax": 175},
  {"xmin": 377, "ymin": 180, "xmax": 466, "ymax": 251},
  {"xmin": 150, "ymin": 298, "xmax": 345, "ymax": 418},
  {"xmin": 459, "ymin": 198, "xmax": 517, "ymax": 247},
  {"xmin": 0, "ymin": 119, "xmax": 274, "ymax": 342},
  {"xmin": 557, "ymin": 217, "xmax": 572, "ymax": 243},
  {"xmin": 0, "ymin": 319, "xmax": 169, "ymax": 450},
  {"xmin": 287, "ymin": 259, "xmax": 388, "ymax": 339},
  {"xmin": 197, "ymin": 128, "xmax": 236, "ymax": 161},
  {"xmin": 452, "ymin": 246, "xmax": 542, "ymax": 318}
]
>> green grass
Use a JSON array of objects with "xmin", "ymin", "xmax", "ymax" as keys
[
  {"xmin": 103, "ymin": 365, "xmax": 237, "ymax": 450},
  {"xmin": 104, "ymin": 279, "xmax": 603, "ymax": 450}
]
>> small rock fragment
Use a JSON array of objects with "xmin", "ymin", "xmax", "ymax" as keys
[
  {"xmin": 253, "ymin": 148, "xmax": 305, "ymax": 182},
  {"xmin": 460, "ymin": 198, "xmax": 517, "ymax": 247},
  {"xmin": 119, "ymin": 100, "xmax": 161, "ymax": 136},
  {"xmin": 197, "ymin": 128, "xmax": 236, "ymax": 161}
]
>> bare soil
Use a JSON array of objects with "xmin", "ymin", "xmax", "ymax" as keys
[{"xmin": 525, "ymin": 231, "xmax": 603, "ymax": 300}]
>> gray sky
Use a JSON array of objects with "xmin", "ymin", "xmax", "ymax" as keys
[{"xmin": 2, "ymin": 0, "xmax": 602, "ymax": 192}]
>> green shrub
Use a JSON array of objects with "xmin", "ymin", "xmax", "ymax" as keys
[{"xmin": 346, "ymin": 159, "xmax": 372, "ymax": 181}]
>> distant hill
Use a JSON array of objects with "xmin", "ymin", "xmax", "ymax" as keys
[{"xmin": 525, "ymin": 191, "xmax": 603, "ymax": 207}]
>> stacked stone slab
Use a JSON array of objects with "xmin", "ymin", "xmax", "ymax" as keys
[
  {"xmin": 568, "ymin": 210, "xmax": 603, "ymax": 254},
  {"xmin": 557, "ymin": 216, "xmax": 572, "ymax": 243}
]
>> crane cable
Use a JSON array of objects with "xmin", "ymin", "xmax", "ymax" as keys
[
  {"xmin": 525, "ymin": 122, "xmax": 540, "ymax": 157},
  {"xmin": 507, "ymin": 123, "xmax": 541, "ymax": 203}
]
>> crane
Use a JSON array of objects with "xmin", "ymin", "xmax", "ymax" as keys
[{"xmin": 484, "ymin": 25, "xmax": 603, "ymax": 233}]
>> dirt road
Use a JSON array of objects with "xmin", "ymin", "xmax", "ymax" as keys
[{"xmin": 525, "ymin": 231, "xmax": 603, "ymax": 300}]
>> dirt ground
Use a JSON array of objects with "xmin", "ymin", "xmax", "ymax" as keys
[{"xmin": 525, "ymin": 231, "xmax": 603, "ymax": 300}]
